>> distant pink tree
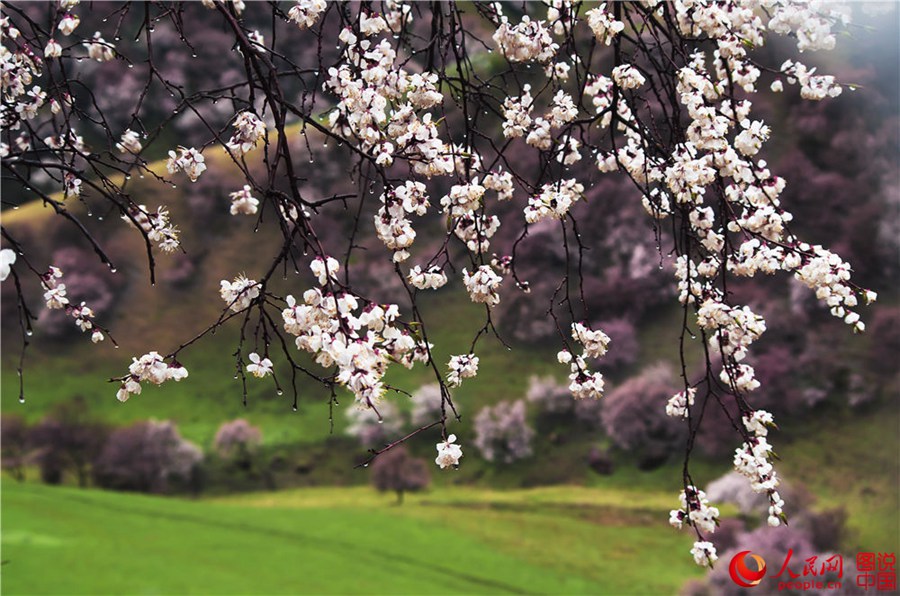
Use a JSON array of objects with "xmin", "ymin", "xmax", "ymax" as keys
[
  {"xmin": 370, "ymin": 445, "xmax": 430, "ymax": 505},
  {"xmin": 213, "ymin": 418, "xmax": 262, "ymax": 462},
  {"xmin": 473, "ymin": 400, "xmax": 535, "ymax": 464},
  {"xmin": 601, "ymin": 363, "xmax": 685, "ymax": 469},
  {"xmin": 93, "ymin": 420, "xmax": 203, "ymax": 494}
]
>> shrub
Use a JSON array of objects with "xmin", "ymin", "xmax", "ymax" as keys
[
  {"xmin": 525, "ymin": 376, "xmax": 574, "ymax": 416},
  {"xmin": 869, "ymin": 307, "xmax": 900, "ymax": 378},
  {"xmin": 594, "ymin": 318, "xmax": 639, "ymax": 370},
  {"xmin": 1, "ymin": 415, "xmax": 29, "ymax": 481},
  {"xmin": 525, "ymin": 375, "xmax": 603, "ymax": 428},
  {"xmin": 601, "ymin": 363, "xmax": 684, "ymax": 468},
  {"xmin": 93, "ymin": 420, "xmax": 203, "ymax": 494},
  {"xmin": 473, "ymin": 400, "xmax": 534, "ymax": 464},
  {"xmin": 28, "ymin": 397, "xmax": 109, "ymax": 487},
  {"xmin": 587, "ymin": 446, "xmax": 614, "ymax": 476},
  {"xmin": 213, "ymin": 419, "xmax": 262, "ymax": 463}
]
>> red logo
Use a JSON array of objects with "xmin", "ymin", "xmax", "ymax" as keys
[{"xmin": 731, "ymin": 551, "xmax": 768, "ymax": 588}]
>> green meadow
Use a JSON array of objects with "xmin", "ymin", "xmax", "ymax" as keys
[{"xmin": 2, "ymin": 482, "xmax": 704, "ymax": 594}]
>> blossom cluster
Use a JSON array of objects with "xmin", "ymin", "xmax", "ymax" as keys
[
  {"xmin": 446, "ymin": 353, "xmax": 478, "ymax": 388},
  {"xmin": 669, "ymin": 486, "xmax": 721, "ymax": 534},
  {"xmin": 525, "ymin": 179, "xmax": 584, "ymax": 224},
  {"xmin": 122, "ymin": 204, "xmax": 180, "ymax": 253},
  {"xmin": 665, "ymin": 388, "xmax": 696, "ymax": 419},
  {"xmin": 288, "ymin": 0, "xmax": 327, "ymax": 30},
  {"xmin": 735, "ymin": 409, "xmax": 785, "ymax": 527},
  {"xmin": 229, "ymin": 185, "xmax": 259, "ymax": 216},
  {"xmin": 407, "ymin": 266, "xmax": 447, "ymax": 291},
  {"xmin": 277, "ymin": 257, "xmax": 430, "ymax": 407},
  {"xmin": 39, "ymin": 266, "xmax": 105, "ymax": 343},
  {"xmin": 116, "ymin": 129, "xmax": 143, "ymax": 154},
  {"xmin": 435, "ymin": 434, "xmax": 463, "ymax": 469},
  {"xmin": 116, "ymin": 351, "xmax": 189, "ymax": 403},
  {"xmin": 226, "ymin": 111, "xmax": 266, "ymax": 156},
  {"xmin": 219, "ymin": 275, "xmax": 260, "ymax": 312},
  {"xmin": 555, "ymin": 321, "xmax": 609, "ymax": 401},
  {"xmin": 166, "ymin": 146, "xmax": 207, "ymax": 182}
]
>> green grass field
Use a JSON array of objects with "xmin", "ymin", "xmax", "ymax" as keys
[{"xmin": 1, "ymin": 482, "xmax": 704, "ymax": 595}]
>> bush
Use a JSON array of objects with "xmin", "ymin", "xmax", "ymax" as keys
[
  {"xmin": 525, "ymin": 375, "xmax": 603, "ymax": 428},
  {"xmin": 869, "ymin": 307, "xmax": 900, "ymax": 378},
  {"xmin": 807, "ymin": 507, "xmax": 850, "ymax": 553},
  {"xmin": 1, "ymin": 415, "xmax": 29, "ymax": 481},
  {"xmin": 473, "ymin": 400, "xmax": 534, "ymax": 464},
  {"xmin": 587, "ymin": 446, "xmax": 614, "ymax": 476},
  {"xmin": 93, "ymin": 420, "xmax": 203, "ymax": 494},
  {"xmin": 28, "ymin": 397, "xmax": 109, "ymax": 487},
  {"xmin": 370, "ymin": 445, "xmax": 430, "ymax": 504},
  {"xmin": 594, "ymin": 318, "xmax": 639, "ymax": 370},
  {"xmin": 213, "ymin": 419, "xmax": 262, "ymax": 465},
  {"xmin": 526, "ymin": 376, "xmax": 574, "ymax": 416},
  {"xmin": 601, "ymin": 363, "xmax": 684, "ymax": 468}
]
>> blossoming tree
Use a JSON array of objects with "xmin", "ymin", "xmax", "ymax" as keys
[{"xmin": 0, "ymin": 0, "xmax": 881, "ymax": 565}]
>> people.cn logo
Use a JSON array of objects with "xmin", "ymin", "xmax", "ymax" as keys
[{"xmin": 730, "ymin": 550, "xmax": 768, "ymax": 588}]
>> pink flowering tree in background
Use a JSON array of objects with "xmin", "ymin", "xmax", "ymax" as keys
[
  {"xmin": 370, "ymin": 444, "xmax": 430, "ymax": 504},
  {"xmin": 0, "ymin": 0, "xmax": 887, "ymax": 565},
  {"xmin": 213, "ymin": 418, "xmax": 262, "ymax": 462}
]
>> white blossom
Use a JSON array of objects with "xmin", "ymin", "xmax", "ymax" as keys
[
  {"xmin": 310, "ymin": 256, "xmax": 340, "ymax": 286},
  {"xmin": 462, "ymin": 265, "xmax": 502, "ymax": 306},
  {"xmin": 666, "ymin": 388, "xmax": 696, "ymax": 418},
  {"xmin": 116, "ymin": 129, "xmax": 142, "ymax": 154},
  {"xmin": 226, "ymin": 111, "xmax": 266, "ymax": 155},
  {"xmin": 219, "ymin": 275, "xmax": 260, "ymax": 312},
  {"xmin": 246, "ymin": 352, "xmax": 273, "ymax": 378},
  {"xmin": 447, "ymin": 353, "xmax": 479, "ymax": 388},
  {"xmin": 229, "ymin": 185, "xmax": 259, "ymax": 216},
  {"xmin": 44, "ymin": 39, "xmax": 62, "ymax": 59},
  {"xmin": 691, "ymin": 541, "xmax": 718, "ymax": 567},
  {"xmin": 84, "ymin": 32, "xmax": 114, "ymax": 61},
  {"xmin": 586, "ymin": 4, "xmax": 624, "ymax": 45},
  {"xmin": 166, "ymin": 147, "xmax": 206, "ymax": 182},
  {"xmin": 492, "ymin": 15, "xmax": 558, "ymax": 63},
  {"xmin": 407, "ymin": 265, "xmax": 447, "ymax": 290},
  {"xmin": 612, "ymin": 64, "xmax": 646, "ymax": 89},
  {"xmin": 288, "ymin": 0, "xmax": 327, "ymax": 30},
  {"xmin": 0, "ymin": 248, "xmax": 16, "ymax": 282},
  {"xmin": 57, "ymin": 13, "xmax": 79, "ymax": 36},
  {"xmin": 435, "ymin": 434, "xmax": 463, "ymax": 469}
]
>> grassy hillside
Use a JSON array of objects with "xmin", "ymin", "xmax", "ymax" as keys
[
  {"xmin": 0, "ymin": 127, "xmax": 574, "ymax": 446},
  {"xmin": 1, "ymin": 481, "xmax": 704, "ymax": 595}
]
